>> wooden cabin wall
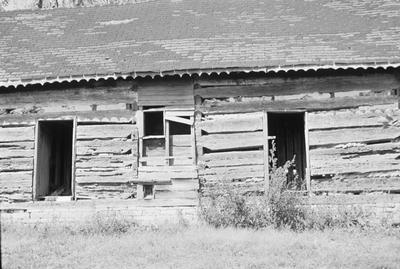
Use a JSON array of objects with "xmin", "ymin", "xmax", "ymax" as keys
[
  {"xmin": 194, "ymin": 71, "xmax": 400, "ymax": 194},
  {"xmin": 0, "ymin": 80, "xmax": 138, "ymax": 202}
]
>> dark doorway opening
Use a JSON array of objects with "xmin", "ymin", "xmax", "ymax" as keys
[
  {"xmin": 268, "ymin": 113, "xmax": 306, "ymax": 189},
  {"xmin": 34, "ymin": 120, "xmax": 74, "ymax": 199}
]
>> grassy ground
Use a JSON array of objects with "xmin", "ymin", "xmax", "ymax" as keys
[{"xmin": 2, "ymin": 220, "xmax": 400, "ymax": 269}]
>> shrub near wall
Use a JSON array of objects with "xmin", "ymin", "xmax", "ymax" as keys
[{"xmin": 199, "ymin": 147, "xmax": 386, "ymax": 231}]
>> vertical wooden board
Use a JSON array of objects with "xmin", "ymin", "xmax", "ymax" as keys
[
  {"xmin": 262, "ymin": 110, "xmax": 269, "ymax": 193},
  {"xmin": 304, "ymin": 112, "xmax": 311, "ymax": 192}
]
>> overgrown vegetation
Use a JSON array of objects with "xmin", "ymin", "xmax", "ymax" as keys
[
  {"xmin": 199, "ymin": 141, "xmax": 386, "ymax": 231},
  {"xmin": 3, "ymin": 220, "xmax": 400, "ymax": 269}
]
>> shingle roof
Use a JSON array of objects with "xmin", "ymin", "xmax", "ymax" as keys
[{"xmin": 1, "ymin": 0, "xmax": 400, "ymax": 87}]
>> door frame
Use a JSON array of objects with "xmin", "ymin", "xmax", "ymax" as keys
[{"xmin": 32, "ymin": 118, "xmax": 77, "ymax": 201}]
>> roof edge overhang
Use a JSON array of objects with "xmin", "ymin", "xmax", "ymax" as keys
[{"xmin": 1, "ymin": 62, "xmax": 400, "ymax": 88}]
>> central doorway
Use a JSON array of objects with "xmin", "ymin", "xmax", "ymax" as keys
[{"xmin": 34, "ymin": 120, "xmax": 75, "ymax": 200}]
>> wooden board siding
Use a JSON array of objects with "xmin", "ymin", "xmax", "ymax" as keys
[
  {"xmin": 195, "ymin": 73, "xmax": 400, "ymax": 194},
  {"xmin": 195, "ymin": 112, "xmax": 265, "ymax": 192},
  {"xmin": 137, "ymin": 79, "xmax": 194, "ymax": 107},
  {"xmin": 0, "ymin": 82, "xmax": 139, "ymax": 202}
]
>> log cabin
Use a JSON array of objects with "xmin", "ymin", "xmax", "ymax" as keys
[{"xmin": 0, "ymin": 0, "xmax": 400, "ymax": 214}]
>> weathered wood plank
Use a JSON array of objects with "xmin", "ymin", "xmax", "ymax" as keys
[
  {"xmin": 75, "ymin": 183, "xmax": 136, "ymax": 200},
  {"xmin": 308, "ymin": 104, "xmax": 400, "ymax": 130},
  {"xmin": 0, "ymin": 158, "xmax": 33, "ymax": 172},
  {"xmin": 76, "ymin": 139, "xmax": 135, "ymax": 156},
  {"xmin": 198, "ymin": 132, "xmax": 263, "ymax": 151},
  {"xmin": 77, "ymin": 124, "xmax": 134, "ymax": 140},
  {"xmin": 0, "ymin": 141, "xmax": 34, "ymax": 159},
  {"xmin": 76, "ymin": 155, "xmax": 134, "ymax": 169},
  {"xmin": 138, "ymin": 169, "xmax": 197, "ymax": 180},
  {"xmin": 199, "ymin": 164, "xmax": 264, "ymax": 181},
  {"xmin": 0, "ymin": 110, "xmax": 136, "ymax": 126},
  {"xmin": 0, "ymin": 84, "xmax": 137, "ymax": 109},
  {"xmin": 170, "ymin": 135, "xmax": 191, "ymax": 147},
  {"xmin": 0, "ymin": 171, "xmax": 32, "ymax": 202},
  {"xmin": 311, "ymin": 152, "xmax": 400, "ymax": 175},
  {"xmin": 198, "ymin": 150, "xmax": 264, "ymax": 168},
  {"xmin": 156, "ymin": 179, "xmax": 199, "ymax": 192},
  {"xmin": 138, "ymin": 79, "xmax": 194, "ymax": 107},
  {"xmin": 75, "ymin": 169, "xmax": 135, "ymax": 184},
  {"xmin": 309, "ymin": 126, "xmax": 400, "ymax": 147},
  {"xmin": 311, "ymin": 174, "xmax": 400, "ymax": 192},
  {"xmin": 140, "ymin": 156, "xmax": 194, "ymax": 166},
  {"xmin": 201, "ymin": 95, "xmax": 397, "ymax": 114},
  {"xmin": 0, "ymin": 126, "xmax": 34, "ymax": 142},
  {"xmin": 198, "ymin": 112, "xmax": 263, "ymax": 133},
  {"xmin": 195, "ymin": 74, "xmax": 400, "ymax": 98}
]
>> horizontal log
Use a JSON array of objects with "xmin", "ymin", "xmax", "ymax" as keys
[
  {"xmin": 0, "ymin": 158, "xmax": 33, "ymax": 172},
  {"xmin": 76, "ymin": 139, "xmax": 135, "ymax": 156},
  {"xmin": 75, "ymin": 183, "xmax": 136, "ymax": 199},
  {"xmin": 0, "ymin": 84, "xmax": 137, "ymax": 109},
  {"xmin": 138, "ymin": 169, "xmax": 198, "ymax": 180},
  {"xmin": 309, "ymin": 126, "xmax": 400, "ymax": 147},
  {"xmin": 198, "ymin": 150, "xmax": 264, "ymax": 168},
  {"xmin": 310, "ymin": 142, "xmax": 400, "ymax": 159},
  {"xmin": 156, "ymin": 179, "xmax": 199, "ymax": 192},
  {"xmin": 200, "ymin": 95, "xmax": 397, "ymax": 114},
  {"xmin": 76, "ymin": 155, "xmax": 135, "ymax": 169},
  {"xmin": 0, "ymin": 110, "xmax": 136, "ymax": 126},
  {"xmin": 194, "ymin": 74, "xmax": 400, "ymax": 98},
  {"xmin": 170, "ymin": 135, "xmax": 192, "ymax": 147},
  {"xmin": 0, "ymin": 145, "xmax": 34, "ymax": 159},
  {"xmin": 0, "ymin": 171, "xmax": 32, "ymax": 187},
  {"xmin": 0, "ymin": 126, "xmax": 34, "ymax": 142},
  {"xmin": 139, "ymin": 165, "xmax": 196, "ymax": 172},
  {"xmin": 311, "ymin": 174, "xmax": 400, "ymax": 192},
  {"xmin": 138, "ymin": 79, "xmax": 194, "ymax": 106},
  {"xmin": 198, "ymin": 131, "xmax": 263, "ymax": 151},
  {"xmin": 308, "ymin": 104, "xmax": 400, "ymax": 130},
  {"xmin": 199, "ymin": 164, "xmax": 264, "ymax": 181},
  {"xmin": 198, "ymin": 112, "xmax": 263, "ymax": 133},
  {"xmin": 75, "ymin": 169, "xmax": 135, "ymax": 184},
  {"xmin": 77, "ymin": 124, "xmax": 134, "ymax": 140},
  {"xmin": 310, "ymin": 152, "xmax": 400, "ymax": 175},
  {"xmin": 155, "ymin": 189, "xmax": 198, "ymax": 200},
  {"xmin": 140, "ymin": 156, "xmax": 194, "ymax": 166}
]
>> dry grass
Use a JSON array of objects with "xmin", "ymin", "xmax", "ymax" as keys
[{"xmin": 2, "ymin": 219, "xmax": 400, "ymax": 269}]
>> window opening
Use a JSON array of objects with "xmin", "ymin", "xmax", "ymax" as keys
[
  {"xmin": 170, "ymin": 116, "xmax": 191, "ymax": 135},
  {"xmin": 143, "ymin": 111, "xmax": 164, "ymax": 136},
  {"xmin": 143, "ymin": 185, "xmax": 154, "ymax": 199}
]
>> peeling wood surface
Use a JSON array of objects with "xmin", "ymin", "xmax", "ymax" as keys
[
  {"xmin": 197, "ymin": 112, "xmax": 263, "ymax": 133},
  {"xmin": 138, "ymin": 79, "xmax": 194, "ymax": 107},
  {"xmin": 0, "ymin": 126, "xmax": 34, "ymax": 142},
  {"xmin": 198, "ymin": 131, "xmax": 263, "ymax": 151},
  {"xmin": 307, "ymin": 104, "xmax": 400, "ymax": 130},
  {"xmin": 194, "ymin": 74, "xmax": 400, "ymax": 97},
  {"xmin": 309, "ymin": 126, "xmax": 400, "ymax": 147},
  {"xmin": 0, "ymin": 110, "xmax": 135, "ymax": 126},
  {"xmin": 200, "ymin": 94, "xmax": 397, "ymax": 114},
  {"xmin": 77, "ymin": 124, "xmax": 134, "ymax": 140},
  {"xmin": 0, "ymin": 83, "xmax": 137, "ymax": 109}
]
